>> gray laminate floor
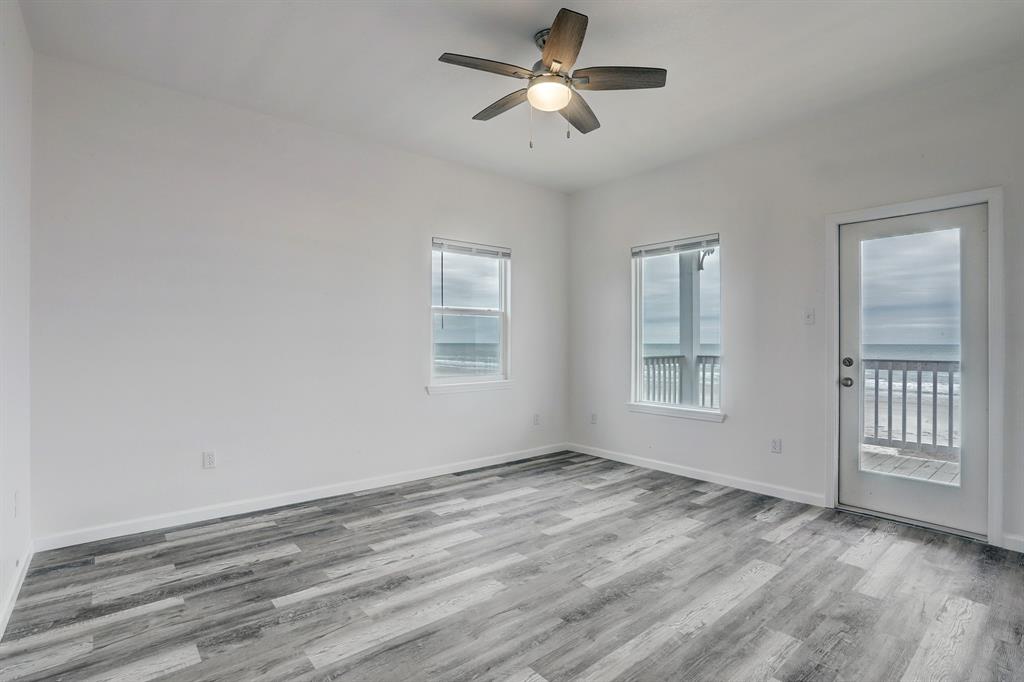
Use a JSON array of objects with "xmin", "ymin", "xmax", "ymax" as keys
[{"xmin": 2, "ymin": 451, "xmax": 1021, "ymax": 681}]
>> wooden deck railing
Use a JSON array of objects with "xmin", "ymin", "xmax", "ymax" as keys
[
  {"xmin": 696, "ymin": 355, "xmax": 720, "ymax": 409},
  {"xmin": 641, "ymin": 355, "xmax": 720, "ymax": 408},
  {"xmin": 642, "ymin": 355, "xmax": 684, "ymax": 404},
  {"xmin": 862, "ymin": 358, "xmax": 960, "ymax": 454}
]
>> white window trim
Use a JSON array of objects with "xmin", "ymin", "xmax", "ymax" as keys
[
  {"xmin": 428, "ymin": 239, "xmax": 511, "ymax": 393},
  {"xmin": 629, "ymin": 236, "xmax": 725, "ymax": 421},
  {"xmin": 627, "ymin": 402, "xmax": 726, "ymax": 422},
  {"xmin": 426, "ymin": 380, "xmax": 513, "ymax": 395}
]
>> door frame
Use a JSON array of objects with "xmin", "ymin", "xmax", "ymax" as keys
[{"xmin": 824, "ymin": 187, "xmax": 1005, "ymax": 548}]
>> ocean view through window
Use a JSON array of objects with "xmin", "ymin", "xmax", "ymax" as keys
[
  {"xmin": 857, "ymin": 227, "xmax": 963, "ymax": 482},
  {"xmin": 631, "ymin": 234, "xmax": 721, "ymax": 412},
  {"xmin": 431, "ymin": 238, "xmax": 510, "ymax": 384}
]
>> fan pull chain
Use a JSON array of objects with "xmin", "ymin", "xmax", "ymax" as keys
[
  {"xmin": 529, "ymin": 105, "xmax": 534, "ymax": 150},
  {"xmin": 567, "ymin": 120, "xmax": 571, "ymax": 140}
]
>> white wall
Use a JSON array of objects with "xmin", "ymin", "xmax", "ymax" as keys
[
  {"xmin": 30, "ymin": 57, "xmax": 569, "ymax": 546},
  {"xmin": 0, "ymin": 0, "xmax": 34, "ymax": 630},
  {"xmin": 25, "ymin": 46, "xmax": 1024, "ymax": 551},
  {"xmin": 568, "ymin": 58, "xmax": 1024, "ymax": 542}
]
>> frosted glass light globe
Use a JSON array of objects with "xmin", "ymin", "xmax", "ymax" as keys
[{"xmin": 527, "ymin": 79, "xmax": 571, "ymax": 112}]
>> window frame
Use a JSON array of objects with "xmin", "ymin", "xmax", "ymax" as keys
[
  {"xmin": 628, "ymin": 233, "xmax": 725, "ymax": 421},
  {"xmin": 428, "ymin": 238, "xmax": 511, "ymax": 390}
]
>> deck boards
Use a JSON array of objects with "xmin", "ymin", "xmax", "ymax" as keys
[
  {"xmin": 1, "ymin": 450, "xmax": 1021, "ymax": 680},
  {"xmin": 860, "ymin": 449, "xmax": 962, "ymax": 486}
]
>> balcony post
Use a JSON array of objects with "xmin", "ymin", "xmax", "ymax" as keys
[{"xmin": 678, "ymin": 252, "xmax": 700, "ymax": 405}]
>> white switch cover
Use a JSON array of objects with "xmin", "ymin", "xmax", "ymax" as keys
[{"xmin": 770, "ymin": 439, "xmax": 783, "ymax": 454}]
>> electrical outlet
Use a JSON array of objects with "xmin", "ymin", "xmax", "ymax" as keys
[
  {"xmin": 770, "ymin": 438, "xmax": 783, "ymax": 454},
  {"xmin": 533, "ymin": 413, "xmax": 541, "ymax": 426},
  {"xmin": 590, "ymin": 413, "xmax": 598, "ymax": 424},
  {"xmin": 202, "ymin": 451, "xmax": 217, "ymax": 469}
]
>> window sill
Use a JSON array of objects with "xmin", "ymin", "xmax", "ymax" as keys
[
  {"xmin": 426, "ymin": 380, "xmax": 513, "ymax": 395},
  {"xmin": 627, "ymin": 402, "xmax": 726, "ymax": 422}
]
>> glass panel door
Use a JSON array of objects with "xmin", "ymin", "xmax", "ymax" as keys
[{"xmin": 838, "ymin": 204, "xmax": 988, "ymax": 536}]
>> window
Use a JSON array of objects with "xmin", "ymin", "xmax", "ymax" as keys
[
  {"xmin": 430, "ymin": 238, "xmax": 510, "ymax": 386},
  {"xmin": 630, "ymin": 234, "xmax": 722, "ymax": 416}
]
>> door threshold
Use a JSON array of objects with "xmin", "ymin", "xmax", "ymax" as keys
[{"xmin": 835, "ymin": 503, "xmax": 987, "ymax": 544}]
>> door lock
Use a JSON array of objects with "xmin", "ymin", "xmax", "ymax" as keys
[{"xmin": 842, "ymin": 357, "xmax": 854, "ymax": 367}]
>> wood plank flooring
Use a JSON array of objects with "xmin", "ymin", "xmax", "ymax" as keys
[{"xmin": 2, "ymin": 451, "xmax": 1021, "ymax": 681}]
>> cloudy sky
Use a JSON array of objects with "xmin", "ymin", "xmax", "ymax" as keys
[
  {"xmin": 432, "ymin": 250, "xmax": 500, "ymax": 309},
  {"xmin": 861, "ymin": 228, "xmax": 961, "ymax": 346},
  {"xmin": 432, "ymin": 250, "xmax": 501, "ymax": 346},
  {"xmin": 642, "ymin": 249, "xmax": 721, "ymax": 346}
]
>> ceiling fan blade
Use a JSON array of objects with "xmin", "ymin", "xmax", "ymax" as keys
[
  {"xmin": 573, "ymin": 66, "xmax": 667, "ymax": 91},
  {"xmin": 560, "ymin": 90, "xmax": 600, "ymax": 134},
  {"xmin": 542, "ymin": 8, "xmax": 588, "ymax": 72},
  {"xmin": 473, "ymin": 89, "xmax": 528, "ymax": 121},
  {"xmin": 439, "ymin": 53, "xmax": 533, "ymax": 79}
]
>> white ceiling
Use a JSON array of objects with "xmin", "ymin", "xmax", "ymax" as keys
[{"xmin": 21, "ymin": 0, "xmax": 1024, "ymax": 192}]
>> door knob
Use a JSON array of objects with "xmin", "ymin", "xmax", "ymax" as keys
[{"xmin": 841, "ymin": 377, "xmax": 854, "ymax": 387}]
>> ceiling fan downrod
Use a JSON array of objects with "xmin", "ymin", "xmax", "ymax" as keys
[{"xmin": 533, "ymin": 28, "xmax": 550, "ymax": 51}]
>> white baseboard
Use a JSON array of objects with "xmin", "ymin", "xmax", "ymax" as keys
[
  {"xmin": 0, "ymin": 541, "xmax": 34, "ymax": 641},
  {"xmin": 30, "ymin": 439, "xmax": 1016, "ymax": 555},
  {"xmin": 1003, "ymin": 533, "xmax": 1024, "ymax": 553},
  {"xmin": 568, "ymin": 442, "xmax": 828, "ymax": 507},
  {"xmin": 34, "ymin": 443, "xmax": 570, "ymax": 552}
]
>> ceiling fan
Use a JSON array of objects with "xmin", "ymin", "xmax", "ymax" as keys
[{"xmin": 439, "ymin": 8, "xmax": 667, "ymax": 135}]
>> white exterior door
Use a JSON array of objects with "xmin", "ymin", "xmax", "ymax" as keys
[{"xmin": 838, "ymin": 203, "xmax": 988, "ymax": 536}]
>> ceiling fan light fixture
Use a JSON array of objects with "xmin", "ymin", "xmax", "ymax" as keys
[
  {"xmin": 439, "ymin": 7, "xmax": 666, "ymax": 134},
  {"xmin": 527, "ymin": 75, "xmax": 571, "ymax": 112}
]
